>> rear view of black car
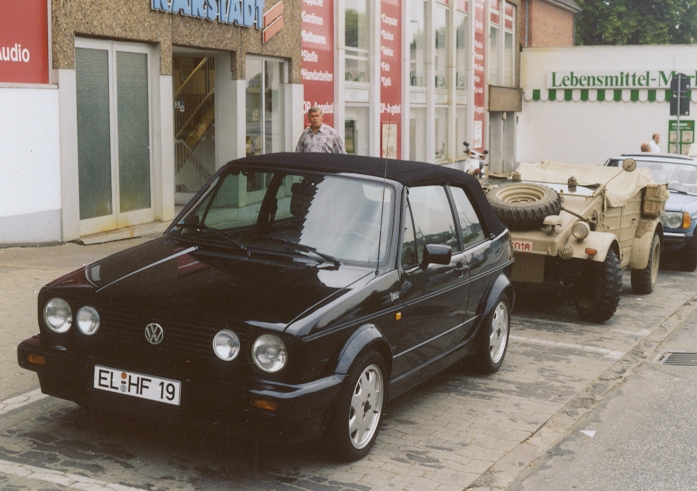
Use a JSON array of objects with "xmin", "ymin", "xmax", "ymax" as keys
[{"xmin": 18, "ymin": 153, "xmax": 514, "ymax": 461}]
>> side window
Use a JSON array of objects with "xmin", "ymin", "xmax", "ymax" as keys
[
  {"xmin": 450, "ymin": 187, "xmax": 486, "ymax": 248},
  {"xmin": 407, "ymin": 186, "xmax": 458, "ymax": 258},
  {"xmin": 402, "ymin": 201, "xmax": 419, "ymax": 267}
]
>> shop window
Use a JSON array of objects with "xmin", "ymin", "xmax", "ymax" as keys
[
  {"xmin": 456, "ymin": 11, "xmax": 468, "ymax": 90},
  {"xmin": 503, "ymin": 2, "xmax": 516, "ymax": 86},
  {"xmin": 245, "ymin": 57, "xmax": 286, "ymax": 186},
  {"xmin": 409, "ymin": 106, "xmax": 427, "ymax": 162},
  {"xmin": 435, "ymin": 106, "xmax": 449, "ymax": 161},
  {"xmin": 489, "ymin": 0, "xmax": 516, "ymax": 87},
  {"xmin": 434, "ymin": 4, "xmax": 448, "ymax": 90},
  {"xmin": 345, "ymin": 106, "xmax": 370, "ymax": 156},
  {"xmin": 345, "ymin": 0, "xmax": 370, "ymax": 83},
  {"xmin": 456, "ymin": 106, "xmax": 468, "ymax": 158},
  {"xmin": 408, "ymin": 0, "xmax": 426, "ymax": 87}
]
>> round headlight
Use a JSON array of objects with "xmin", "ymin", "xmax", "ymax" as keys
[
  {"xmin": 664, "ymin": 212, "xmax": 684, "ymax": 229},
  {"xmin": 571, "ymin": 221, "xmax": 590, "ymax": 240},
  {"xmin": 213, "ymin": 329, "xmax": 240, "ymax": 361},
  {"xmin": 76, "ymin": 306, "xmax": 100, "ymax": 335},
  {"xmin": 252, "ymin": 334, "xmax": 287, "ymax": 373},
  {"xmin": 43, "ymin": 298, "xmax": 72, "ymax": 333}
]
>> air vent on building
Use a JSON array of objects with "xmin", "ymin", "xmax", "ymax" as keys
[{"xmin": 656, "ymin": 352, "xmax": 697, "ymax": 366}]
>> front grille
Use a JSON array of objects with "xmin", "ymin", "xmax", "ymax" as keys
[{"xmin": 96, "ymin": 305, "xmax": 247, "ymax": 361}]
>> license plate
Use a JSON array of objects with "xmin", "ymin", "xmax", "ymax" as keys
[{"xmin": 94, "ymin": 365, "xmax": 181, "ymax": 406}]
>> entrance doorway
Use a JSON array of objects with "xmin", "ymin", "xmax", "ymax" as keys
[
  {"xmin": 173, "ymin": 52, "xmax": 216, "ymax": 205},
  {"xmin": 75, "ymin": 39, "xmax": 154, "ymax": 236}
]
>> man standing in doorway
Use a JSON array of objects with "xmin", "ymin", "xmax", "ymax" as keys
[
  {"xmin": 649, "ymin": 133, "xmax": 661, "ymax": 153},
  {"xmin": 295, "ymin": 106, "xmax": 347, "ymax": 154}
]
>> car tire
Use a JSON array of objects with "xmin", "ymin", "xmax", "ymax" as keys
[
  {"xmin": 680, "ymin": 235, "xmax": 697, "ymax": 272},
  {"xmin": 325, "ymin": 350, "xmax": 386, "ymax": 462},
  {"xmin": 486, "ymin": 183, "xmax": 562, "ymax": 231},
  {"xmin": 473, "ymin": 294, "xmax": 511, "ymax": 374},
  {"xmin": 573, "ymin": 249, "xmax": 623, "ymax": 323},
  {"xmin": 631, "ymin": 232, "xmax": 661, "ymax": 294}
]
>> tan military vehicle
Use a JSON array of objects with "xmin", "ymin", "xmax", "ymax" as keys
[{"xmin": 485, "ymin": 159, "xmax": 667, "ymax": 323}]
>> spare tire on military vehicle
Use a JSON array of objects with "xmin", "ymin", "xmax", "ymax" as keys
[{"xmin": 486, "ymin": 182, "xmax": 562, "ymax": 231}]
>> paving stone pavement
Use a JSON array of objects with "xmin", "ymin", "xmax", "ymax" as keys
[{"xmin": 0, "ymin": 237, "xmax": 695, "ymax": 491}]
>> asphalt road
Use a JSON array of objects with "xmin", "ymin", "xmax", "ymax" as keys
[
  {"xmin": 507, "ymin": 301, "xmax": 697, "ymax": 491},
  {"xmin": 0, "ymin": 238, "xmax": 695, "ymax": 491}
]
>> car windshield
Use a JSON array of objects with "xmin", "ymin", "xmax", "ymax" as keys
[
  {"xmin": 169, "ymin": 168, "xmax": 395, "ymax": 266},
  {"xmin": 609, "ymin": 158, "xmax": 697, "ymax": 193}
]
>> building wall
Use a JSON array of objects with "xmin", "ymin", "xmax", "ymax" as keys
[
  {"xmin": 0, "ymin": 86, "xmax": 61, "ymax": 244},
  {"xmin": 520, "ymin": 0, "xmax": 576, "ymax": 47},
  {"xmin": 531, "ymin": 0, "xmax": 575, "ymax": 46},
  {"xmin": 518, "ymin": 45, "xmax": 697, "ymax": 165},
  {"xmin": 50, "ymin": 0, "xmax": 303, "ymax": 81}
]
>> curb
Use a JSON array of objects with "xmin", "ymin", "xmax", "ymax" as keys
[{"xmin": 466, "ymin": 293, "xmax": 697, "ymax": 491}]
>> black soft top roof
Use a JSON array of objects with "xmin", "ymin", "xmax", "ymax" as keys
[{"xmin": 226, "ymin": 152, "xmax": 507, "ymax": 236}]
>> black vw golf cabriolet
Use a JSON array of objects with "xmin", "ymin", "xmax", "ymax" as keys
[{"xmin": 18, "ymin": 153, "xmax": 514, "ymax": 461}]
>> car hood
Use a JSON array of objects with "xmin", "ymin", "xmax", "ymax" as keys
[
  {"xmin": 45, "ymin": 238, "xmax": 375, "ymax": 327},
  {"xmin": 666, "ymin": 190, "xmax": 697, "ymax": 214}
]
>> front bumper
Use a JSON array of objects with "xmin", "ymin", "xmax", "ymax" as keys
[
  {"xmin": 663, "ymin": 231, "xmax": 693, "ymax": 252},
  {"xmin": 17, "ymin": 335, "xmax": 344, "ymax": 444}
]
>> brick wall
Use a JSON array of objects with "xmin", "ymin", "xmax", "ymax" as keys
[{"xmin": 522, "ymin": 0, "xmax": 576, "ymax": 47}]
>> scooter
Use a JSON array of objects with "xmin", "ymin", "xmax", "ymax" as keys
[{"xmin": 463, "ymin": 141, "xmax": 489, "ymax": 178}]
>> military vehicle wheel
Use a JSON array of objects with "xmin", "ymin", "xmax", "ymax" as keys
[
  {"xmin": 486, "ymin": 183, "xmax": 562, "ymax": 230},
  {"xmin": 574, "ymin": 249, "xmax": 622, "ymax": 323},
  {"xmin": 680, "ymin": 236, "xmax": 697, "ymax": 272},
  {"xmin": 631, "ymin": 232, "xmax": 660, "ymax": 294}
]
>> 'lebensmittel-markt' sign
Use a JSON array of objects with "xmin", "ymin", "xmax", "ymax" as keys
[{"xmin": 547, "ymin": 70, "xmax": 697, "ymax": 89}]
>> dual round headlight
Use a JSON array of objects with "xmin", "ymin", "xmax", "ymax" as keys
[
  {"xmin": 44, "ymin": 298, "xmax": 72, "ymax": 333},
  {"xmin": 44, "ymin": 299, "xmax": 100, "ymax": 335},
  {"xmin": 213, "ymin": 329, "xmax": 241, "ymax": 361},
  {"xmin": 252, "ymin": 334, "xmax": 287, "ymax": 373},
  {"xmin": 214, "ymin": 332, "xmax": 287, "ymax": 372}
]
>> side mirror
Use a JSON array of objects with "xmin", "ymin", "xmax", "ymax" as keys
[
  {"xmin": 422, "ymin": 243, "xmax": 452, "ymax": 267},
  {"xmin": 623, "ymin": 158, "xmax": 637, "ymax": 172}
]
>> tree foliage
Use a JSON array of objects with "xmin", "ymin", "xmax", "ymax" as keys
[{"xmin": 575, "ymin": 0, "xmax": 697, "ymax": 45}]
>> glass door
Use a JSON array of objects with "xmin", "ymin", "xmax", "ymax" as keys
[{"xmin": 76, "ymin": 39, "xmax": 154, "ymax": 236}]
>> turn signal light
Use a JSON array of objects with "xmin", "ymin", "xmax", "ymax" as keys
[
  {"xmin": 27, "ymin": 354, "xmax": 46, "ymax": 366},
  {"xmin": 250, "ymin": 399, "xmax": 278, "ymax": 411},
  {"xmin": 683, "ymin": 212, "xmax": 692, "ymax": 230},
  {"xmin": 585, "ymin": 248, "xmax": 598, "ymax": 257}
]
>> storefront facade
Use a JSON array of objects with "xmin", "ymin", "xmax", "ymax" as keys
[
  {"xmin": 1, "ymin": 0, "xmax": 523, "ymax": 245},
  {"xmin": 300, "ymin": 0, "xmax": 522, "ymax": 169},
  {"xmin": 519, "ymin": 45, "xmax": 697, "ymax": 166},
  {"xmin": 1, "ymin": 0, "xmax": 303, "ymax": 244}
]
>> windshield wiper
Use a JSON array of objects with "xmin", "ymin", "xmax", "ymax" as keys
[
  {"xmin": 264, "ymin": 237, "xmax": 340, "ymax": 268},
  {"xmin": 173, "ymin": 223, "xmax": 249, "ymax": 255}
]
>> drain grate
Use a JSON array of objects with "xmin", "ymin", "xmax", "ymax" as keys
[{"xmin": 657, "ymin": 352, "xmax": 697, "ymax": 366}]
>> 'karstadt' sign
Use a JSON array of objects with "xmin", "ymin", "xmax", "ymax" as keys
[
  {"xmin": 151, "ymin": 0, "xmax": 265, "ymax": 29},
  {"xmin": 547, "ymin": 70, "xmax": 696, "ymax": 90}
]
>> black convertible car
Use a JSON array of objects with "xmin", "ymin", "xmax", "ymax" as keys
[{"xmin": 18, "ymin": 153, "xmax": 514, "ymax": 461}]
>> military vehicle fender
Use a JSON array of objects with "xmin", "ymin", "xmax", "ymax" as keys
[{"xmin": 629, "ymin": 220, "xmax": 663, "ymax": 270}]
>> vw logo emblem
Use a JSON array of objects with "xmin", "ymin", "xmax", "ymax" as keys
[{"xmin": 144, "ymin": 323, "xmax": 164, "ymax": 345}]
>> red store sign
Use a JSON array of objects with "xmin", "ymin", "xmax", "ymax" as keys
[
  {"xmin": 0, "ymin": 0, "xmax": 49, "ymax": 84},
  {"xmin": 472, "ymin": 0, "xmax": 486, "ymax": 152},
  {"xmin": 379, "ymin": 0, "xmax": 401, "ymax": 159},
  {"xmin": 300, "ymin": 0, "xmax": 335, "ymax": 127}
]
